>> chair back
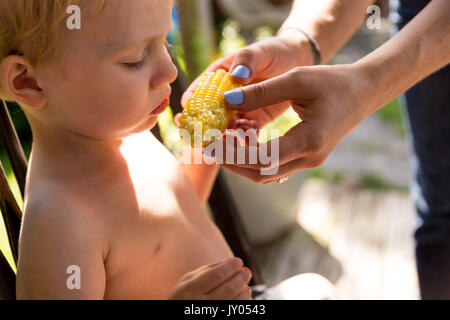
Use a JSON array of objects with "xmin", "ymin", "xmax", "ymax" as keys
[{"xmin": 0, "ymin": 99, "xmax": 25, "ymax": 299}]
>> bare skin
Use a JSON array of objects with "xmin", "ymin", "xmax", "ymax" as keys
[
  {"xmin": 0, "ymin": 0, "xmax": 336, "ymax": 299},
  {"xmin": 19, "ymin": 130, "xmax": 239, "ymax": 299}
]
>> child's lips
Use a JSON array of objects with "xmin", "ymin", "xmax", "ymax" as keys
[{"xmin": 151, "ymin": 97, "xmax": 171, "ymax": 116}]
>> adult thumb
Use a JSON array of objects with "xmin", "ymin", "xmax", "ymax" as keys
[
  {"xmin": 224, "ymin": 72, "xmax": 298, "ymax": 112},
  {"xmin": 229, "ymin": 48, "xmax": 263, "ymax": 84}
]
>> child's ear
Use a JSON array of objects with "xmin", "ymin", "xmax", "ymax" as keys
[{"xmin": 0, "ymin": 55, "xmax": 48, "ymax": 109}]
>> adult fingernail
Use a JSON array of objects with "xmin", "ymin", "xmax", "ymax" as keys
[
  {"xmin": 202, "ymin": 149, "xmax": 215, "ymax": 158},
  {"xmin": 231, "ymin": 65, "xmax": 251, "ymax": 79},
  {"xmin": 225, "ymin": 89, "xmax": 244, "ymax": 105}
]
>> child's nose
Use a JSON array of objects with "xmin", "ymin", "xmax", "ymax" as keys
[{"xmin": 150, "ymin": 59, "xmax": 178, "ymax": 90}]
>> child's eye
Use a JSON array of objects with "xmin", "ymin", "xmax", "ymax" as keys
[
  {"xmin": 123, "ymin": 59, "xmax": 146, "ymax": 70},
  {"xmin": 123, "ymin": 41, "xmax": 171, "ymax": 71},
  {"xmin": 123, "ymin": 47, "xmax": 150, "ymax": 70}
]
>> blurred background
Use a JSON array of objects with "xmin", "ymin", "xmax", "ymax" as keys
[{"xmin": 0, "ymin": 0, "xmax": 419, "ymax": 299}]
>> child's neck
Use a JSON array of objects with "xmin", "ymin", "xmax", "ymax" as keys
[{"xmin": 27, "ymin": 119, "xmax": 128, "ymax": 181}]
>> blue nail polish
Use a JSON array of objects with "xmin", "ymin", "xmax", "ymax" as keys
[
  {"xmin": 202, "ymin": 149, "xmax": 215, "ymax": 158},
  {"xmin": 231, "ymin": 65, "xmax": 251, "ymax": 79},
  {"xmin": 225, "ymin": 89, "xmax": 244, "ymax": 105}
]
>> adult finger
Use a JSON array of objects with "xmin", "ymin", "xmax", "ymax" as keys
[
  {"xmin": 211, "ymin": 122, "xmax": 312, "ymax": 170},
  {"xmin": 220, "ymin": 154, "xmax": 319, "ymax": 184},
  {"xmin": 260, "ymin": 153, "xmax": 326, "ymax": 184},
  {"xmin": 224, "ymin": 71, "xmax": 301, "ymax": 112},
  {"xmin": 228, "ymin": 47, "xmax": 263, "ymax": 84}
]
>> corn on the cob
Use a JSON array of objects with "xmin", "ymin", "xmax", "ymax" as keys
[{"xmin": 179, "ymin": 69, "xmax": 241, "ymax": 147}]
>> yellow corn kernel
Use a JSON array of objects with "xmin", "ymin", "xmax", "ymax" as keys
[{"xmin": 179, "ymin": 69, "xmax": 241, "ymax": 147}]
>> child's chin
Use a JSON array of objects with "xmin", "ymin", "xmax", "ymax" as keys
[
  {"xmin": 140, "ymin": 116, "xmax": 158, "ymax": 131},
  {"xmin": 131, "ymin": 117, "xmax": 159, "ymax": 134}
]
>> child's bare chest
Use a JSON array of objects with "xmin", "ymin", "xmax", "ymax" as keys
[{"xmin": 103, "ymin": 133, "xmax": 233, "ymax": 299}]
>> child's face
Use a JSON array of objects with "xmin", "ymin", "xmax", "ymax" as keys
[{"xmin": 36, "ymin": 0, "xmax": 178, "ymax": 140}]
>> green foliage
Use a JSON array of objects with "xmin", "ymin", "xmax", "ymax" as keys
[
  {"xmin": 157, "ymin": 107, "xmax": 183, "ymax": 157},
  {"xmin": 2, "ymin": 101, "xmax": 33, "ymax": 144},
  {"xmin": 359, "ymin": 171, "xmax": 391, "ymax": 191},
  {"xmin": 376, "ymin": 98, "xmax": 405, "ymax": 136},
  {"xmin": 258, "ymin": 107, "xmax": 302, "ymax": 143},
  {"xmin": 254, "ymin": 26, "xmax": 275, "ymax": 41},
  {"xmin": 306, "ymin": 168, "xmax": 346, "ymax": 184},
  {"xmin": 0, "ymin": 150, "xmax": 21, "ymax": 272},
  {"xmin": 0, "ymin": 102, "xmax": 30, "ymax": 272},
  {"xmin": 218, "ymin": 20, "xmax": 247, "ymax": 57}
]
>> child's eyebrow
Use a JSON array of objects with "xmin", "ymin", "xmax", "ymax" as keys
[
  {"xmin": 105, "ymin": 22, "xmax": 174, "ymax": 56},
  {"xmin": 107, "ymin": 36, "xmax": 155, "ymax": 55}
]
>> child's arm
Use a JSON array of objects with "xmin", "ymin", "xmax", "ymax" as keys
[
  {"xmin": 16, "ymin": 202, "xmax": 108, "ymax": 299},
  {"xmin": 174, "ymin": 111, "xmax": 219, "ymax": 205},
  {"xmin": 179, "ymin": 148, "xmax": 219, "ymax": 205},
  {"xmin": 176, "ymin": 114, "xmax": 258, "ymax": 205}
]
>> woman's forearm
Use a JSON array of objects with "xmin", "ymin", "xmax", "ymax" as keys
[
  {"xmin": 282, "ymin": 0, "xmax": 376, "ymax": 64},
  {"xmin": 356, "ymin": 0, "xmax": 450, "ymax": 114}
]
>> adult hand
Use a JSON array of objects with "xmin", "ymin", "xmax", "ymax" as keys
[
  {"xmin": 218, "ymin": 64, "xmax": 375, "ymax": 184},
  {"xmin": 181, "ymin": 30, "xmax": 315, "ymax": 128},
  {"xmin": 174, "ymin": 112, "xmax": 259, "ymax": 146}
]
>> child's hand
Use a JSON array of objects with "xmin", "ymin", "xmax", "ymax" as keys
[
  {"xmin": 168, "ymin": 258, "xmax": 253, "ymax": 300},
  {"xmin": 228, "ymin": 114, "xmax": 259, "ymax": 132},
  {"xmin": 174, "ymin": 112, "xmax": 259, "ymax": 132},
  {"xmin": 174, "ymin": 113, "xmax": 259, "ymax": 148}
]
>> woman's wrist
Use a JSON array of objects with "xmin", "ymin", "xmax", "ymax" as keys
[
  {"xmin": 350, "ymin": 60, "xmax": 387, "ymax": 116},
  {"xmin": 277, "ymin": 27, "xmax": 322, "ymax": 65},
  {"xmin": 276, "ymin": 28, "xmax": 316, "ymax": 67}
]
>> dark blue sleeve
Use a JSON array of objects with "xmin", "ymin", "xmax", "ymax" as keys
[{"xmin": 391, "ymin": 0, "xmax": 431, "ymax": 23}]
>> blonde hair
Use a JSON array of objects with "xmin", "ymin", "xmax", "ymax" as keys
[{"xmin": 0, "ymin": 0, "xmax": 105, "ymax": 100}]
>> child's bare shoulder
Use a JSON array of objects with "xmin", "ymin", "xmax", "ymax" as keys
[
  {"xmin": 17, "ymin": 180, "xmax": 110, "ymax": 298},
  {"xmin": 21, "ymin": 178, "xmax": 110, "ymax": 258}
]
